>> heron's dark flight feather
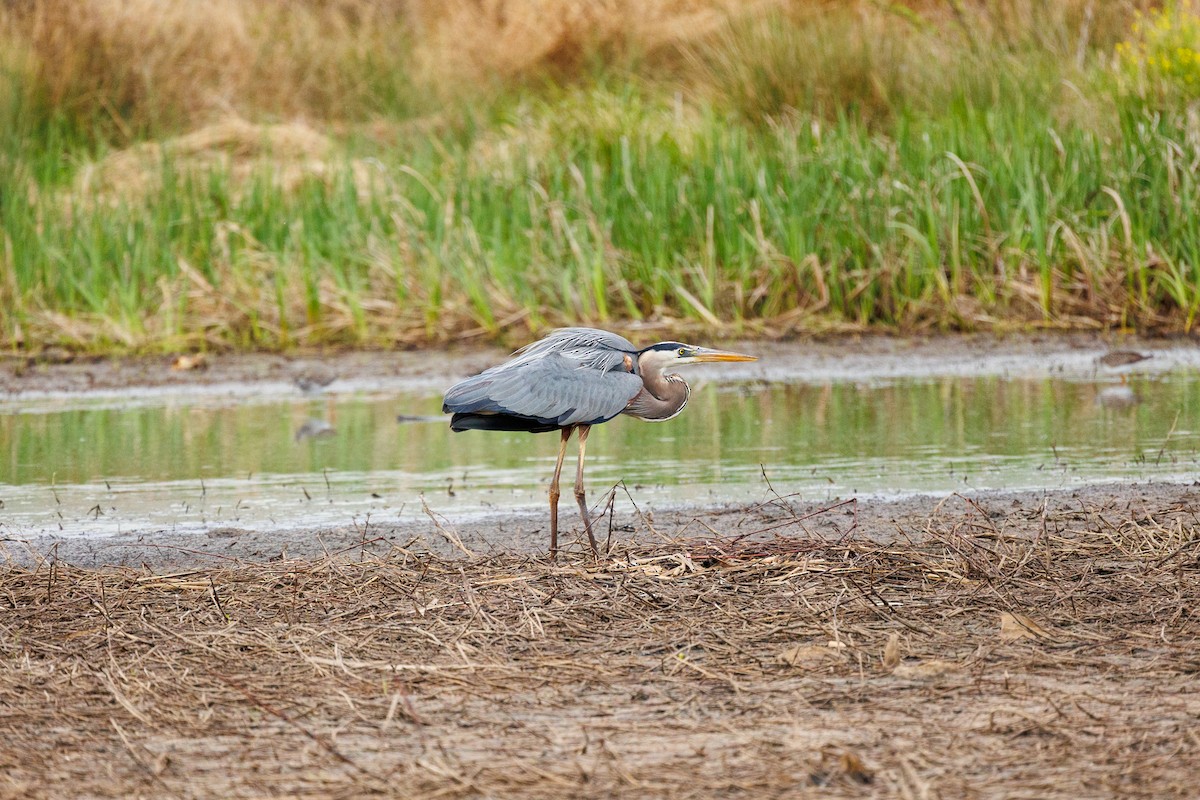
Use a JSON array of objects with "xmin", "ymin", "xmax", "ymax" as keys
[{"xmin": 449, "ymin": 412, "xmax": 560, "ymax": 433}]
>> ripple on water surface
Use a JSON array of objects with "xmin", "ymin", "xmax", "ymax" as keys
[{"xmin": 2, "ymin": 372, "xmax": 1199, "ymax": 537}]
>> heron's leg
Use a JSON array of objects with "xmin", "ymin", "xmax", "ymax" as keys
[
  {"xmin": 549, "ymin": 427, "xmax": 572, "ymax": 559},
  {"xmin": 573, "ymin": 425, "xmax": 599, "ymax": 556}
]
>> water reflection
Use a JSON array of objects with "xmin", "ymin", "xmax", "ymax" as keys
[
  {"xmin": 1096, "ymin": 385, "xmax": 1140, "ymax": 409},
  {"xmin": 2, "ymin": 372, "xmax": 1198, "ymax": 536},
  {"xmin": 294, "ymin": 418, "xmax": 335, "ymax": 442}
]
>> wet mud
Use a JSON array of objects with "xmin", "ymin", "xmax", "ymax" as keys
[{"xmin": 3, "ymin": 331, "xmax": 1197, "ymax": 398}]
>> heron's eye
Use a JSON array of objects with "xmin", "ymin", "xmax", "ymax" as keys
[{"xmin": 677, "ymin": 348, "xmax": 686, "ymax": 356}]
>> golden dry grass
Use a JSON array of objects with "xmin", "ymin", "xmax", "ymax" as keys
[
  {"xmin": 2, "ymin": 0, "xmax": 1156, "ymax": 135},
  {"xmin": 407, "ymin": 0, "xmax": 778, "ymax": 93},
  {"xmin": 4, "ymin": 0, "xmax": 412, "ymax": 135},
  {"xmin": 72, "ymin": 117, "xmax": 378, "ymax": 205},
  {"xmin": 9, "ymin": 0, "xmax": 769, "ymax": 133},
  {"xmin": 3, "ymin": 493, "xmax": 1200, "ymax": 797},
  {"xmin": 15, "ymin": 0, "xmax": 254, "ymax": 133}
]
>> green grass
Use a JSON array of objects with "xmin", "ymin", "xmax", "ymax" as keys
[{"xmin": 2, "ymin": 2, "xmax": 1199, "ymax": 352}]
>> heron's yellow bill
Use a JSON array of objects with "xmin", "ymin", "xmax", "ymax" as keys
[{"xmin": 691, "ymin": 348, "xmax": 758, "ymax": 363}]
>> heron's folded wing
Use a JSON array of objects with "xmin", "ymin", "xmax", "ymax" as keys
[
  {"xmin": 443, "ymin": 352, "xmax": 643, "ymax": 427},
  {"xmin": 506, "ymin": 328, "xmax": 638, "ymax": 373},
  {"xmin": 513, "ymin": 328, "xmax": 637, "ymax": 356}
]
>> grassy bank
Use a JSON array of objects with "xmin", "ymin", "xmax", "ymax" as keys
[{"xmin": 2, "ymin": 1, "xmax": 1199, "ymax": 352}]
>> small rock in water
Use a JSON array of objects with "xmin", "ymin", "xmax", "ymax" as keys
[
  {"xmin": 294, "ymin": 418, "xmax": 335, "ymax": 441},
  {"xmin": 1097, "ymin": 385, "xmax": 1139, "ymax": 409},
  {"xmin": 171, "ymin": 353, "xmax": 208, "ymax": 371}
]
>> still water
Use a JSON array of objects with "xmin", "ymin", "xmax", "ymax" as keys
[{"xmin": 2, "ymin": 372, "xmax": 1199, "ymax": 537}]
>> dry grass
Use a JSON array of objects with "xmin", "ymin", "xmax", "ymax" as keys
[
  {"xmin": 3, "ymin": 495, "xmax": 1200, "ymax": 797},
  {"xmin": 7, "ymin": 0, "xmax": 766, "ymax": 133},
  {"xmin": 14, "ymin": 0, "xmax": 254, "ymax": 133},
  {"xmin": 4, "ymin": 0, "xmax": 413, "ymax": 136},
  {"xmin": 72, "ymin": 117, "xmax": 378, "ymax": 206},
  {"xmin": 407, "ymin": 0, "xmax": 774, "ymax": 95},
  {"xmin": 677, "ymin": 0, "xmax": 1154, "ymax": 125},
  {"xmin": 413, "ymin": 0, "xmax": 1152, "ymax": 106},
  {"xmin": 3, "ymin": 0, "xmax": 1155, "ymax": 135}
]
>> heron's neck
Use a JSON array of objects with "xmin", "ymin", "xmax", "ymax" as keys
[{"xmin": 627, "ymin": 369, "xmax": 690, "ymax": 422}]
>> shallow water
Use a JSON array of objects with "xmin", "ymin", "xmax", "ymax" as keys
[{"xmin": 2, "ymin": 369, "xmax": 1199, "ymax": 538}]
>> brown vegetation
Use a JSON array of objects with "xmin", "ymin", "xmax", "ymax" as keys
[
  {"xmin": 406, "ymin": 0, "xmax": 766, "ymax": 91},
  {"xmin": 72, "ymin": 117, "xmax": 378, "ymax": 206},
  {"xmin": 3, "ymin": 492, "xmax": 1199, "ymax": 797},
  {"xmin": 1, "ymin": 0, "xmax": 1156, "ymax": 136},
  {"xmin": 5, "ymin": 0, "xmax": 412, "ymax": 135}
]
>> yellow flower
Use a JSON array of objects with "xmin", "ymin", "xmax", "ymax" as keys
[{"xmin": 1116, "ymin": 1, "xmax": 1200, "ymax": 96}]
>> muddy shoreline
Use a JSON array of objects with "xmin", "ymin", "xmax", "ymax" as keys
[
  {"xmin": 4, "ymin": 332, "xmax": 1199, "ymax": 570},
  {"xmin": 3, "ymin": 331, "xmax": 1197, "ymax": 397},
  {"xmin": 5, "ymin": 489, "xmax": 1200, "ymax": 798},
  {"xmin": 7, "ymin": 481, "xmax": 1197, "ymax": 570}
]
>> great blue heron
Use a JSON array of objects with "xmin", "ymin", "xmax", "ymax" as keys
[{"xmin": 442, "ymin": 328, "xmax": 757, "ymax": 556}]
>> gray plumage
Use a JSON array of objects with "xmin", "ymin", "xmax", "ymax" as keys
[
  {"xmin": 443, "ymin": 328, "xmax": 643, "ymax": 431},
  {"xmin": 510, "ymin": 327, "xmax": 639, "ymax": 369},
  {"xmin": 441, "ymin": 327, "xmax": 757, "ymax": 556}
]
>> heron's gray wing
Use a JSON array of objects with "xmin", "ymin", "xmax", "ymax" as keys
[
  {"xmin": 443, "ymin": 351, "xmax": 643, "ymax": 427},
  {"xmin": 510, "ymin": 328, "xmax": 637, "ymax": 367}
]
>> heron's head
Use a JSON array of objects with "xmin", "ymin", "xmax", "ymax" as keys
[{"xmin": 637, "ymin": 341, "xmax": 757, "ymax": 375}]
